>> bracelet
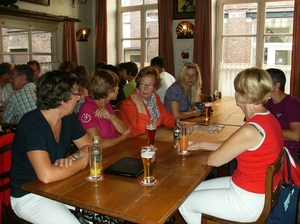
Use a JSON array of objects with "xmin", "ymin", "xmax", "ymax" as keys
[
  {"xmin": 81, "ymin": 157, "xmax": 87, "ymax": 170},
  {"xmin": 72, "ymin": 154, "xmax": 79, "ymax": 160}
]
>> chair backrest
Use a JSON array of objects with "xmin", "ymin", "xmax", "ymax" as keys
[
  {"xmin": 0, "ymin": 133, "xmax": 15, "ymax": 220},
  {"xmin": 256, "ymin": 149, "xmax": 285, "ymax": 223},
  {"xmin": 200, "ymin": 94, "xmax": 212, "ymax": 102}
]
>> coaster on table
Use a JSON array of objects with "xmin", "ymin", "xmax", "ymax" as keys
[
  {"xmin": 177, "ymin": 151, "xmax": 191, "ymax": 156},
  {"xmin": 85, "ymin": 175, "xmax": 104, "ymax": 182},
  {"xmin": 139, "ymin": 179, "xmax": 159, "ymax": 186}
]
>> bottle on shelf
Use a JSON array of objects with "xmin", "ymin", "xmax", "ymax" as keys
[{"xmin": 173, "ymin": 119, "xmax": 181, "ymax": 148}]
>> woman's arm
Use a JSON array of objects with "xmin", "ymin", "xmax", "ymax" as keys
[
  {"xmin": 85, "ymin": 127, "xmax": 130, "ymax": 149},
  {"xmin": 170, "ymin": 101, "xmax": 200, "ymax": 119},
  {"xmin": 207, "ymin": 124, "xmax": 263, "ymax": 167},
  {"xmin": 28, "ymin": 149, "xmax": 87, "ymax": 184},
  {"xmin": 283, "ymin": 121, "xmax": 300, "ymax": 142}
]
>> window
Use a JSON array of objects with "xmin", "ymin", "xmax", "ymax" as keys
[
  {"xmin": 216, "ymin": 0, "xmax": 294, "ymax": 97},
  {"xmin": 0, "ymin": 18, "xmax": 59, "ymax": 73},
  {"xmin": 118, "ymin": 0, "xmax": 158, "ymax": 68}
]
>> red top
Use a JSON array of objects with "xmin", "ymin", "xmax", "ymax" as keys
[
  {"xmin": 119, "ymin": 90, "xmax": 175, "ymax": 138},
  {"xmin": 232, "ymin": 112, "xmax": 284, "ymax": 194}
]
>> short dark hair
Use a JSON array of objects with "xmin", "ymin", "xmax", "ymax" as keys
[
  {"xmin": 88, "ymin": 69, "xmax": 119, "ymax": 100},
  {"xmin": 14, "ymin": 64, "xmax": 34, "ymax": 82},
  {"xmin": 0, "ymin": 62, "xmax": 13, "ymax": 77},
  {"xmin": 59, "ymin": 61, "xmax": 77, "ymax": 72},
  {"xmin": 150, "ymin": 56, "xmax": 165, "ymax": 68},
  {"xmin": 73, "ymin": 65, "xmax": 90, "ymax": 88},
  {"xmin": 266, "ymin": 68, "xmax": 286, "ymax": 92},
  {"xmin": 37, "ymin": 70, "xmax": 81, "ymax": 110},
  {"xmin": 27, "ymin": 60, "xmax": 40, "ymax": 71},
  {"xmin": 118, "ymin": 61, "xmax": 138, "ymax": 77},
  {"xmin": 95, "ymin": 61, "xmax": 107, "ymax": 70}
]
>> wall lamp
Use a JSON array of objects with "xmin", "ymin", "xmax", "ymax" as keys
[
  {"xmin": 176, "ymin": 21, "xmax": 194, "ymax": 39},
  {"xmin": 76, "ymin": 28, "xmax": 90, "ymax": 42}
]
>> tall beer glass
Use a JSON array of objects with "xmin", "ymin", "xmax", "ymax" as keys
[
  {"xmin": 141, "ymin": 146, "xmax": 156, "ymax": 184},
  {"xmin": 205, "ymin": 102, "xmax": 212, "ymax": 120},
  {"xmin": 146, "ymin": 122, "xmax": 156, "ymax": 145}
]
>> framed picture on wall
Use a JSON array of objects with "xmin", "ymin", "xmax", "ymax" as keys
[
  {"xmin": 174, "ymin": 0, "xmax": 195, "ymax": 19},
  {"xmin": 20, "ymin": 0, "xmax": 50, "ymax": 6}
]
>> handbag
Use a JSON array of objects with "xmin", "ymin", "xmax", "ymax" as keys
[{"xmin": 266, "ymin": 148, "xmax": 299, "ymax": 224}]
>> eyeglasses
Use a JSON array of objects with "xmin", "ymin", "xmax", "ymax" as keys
[{"xmin": 140, "ymin": 82, "xmax": 154, "ymax": 89}]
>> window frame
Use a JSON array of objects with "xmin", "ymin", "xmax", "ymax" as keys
[
  {"xmin": 117, "ymin": 1, "xmax": 158, "ymax": 68},
  {"xmin": 0, "ymin": 17, "xmax": 59, "ymax": 65}
]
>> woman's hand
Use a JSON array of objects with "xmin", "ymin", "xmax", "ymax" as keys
[
  {"xmin": 130, "ymin": 93, "xmax": 143, "ymax": 106},
  {"xmin": 94, "ymin": 107, "xmax": 113, "ymax": 120},
  {"xmin": 54, "ymin": 157, "xmax": 74, "ymax": 168},
  {"xmin": 121, "ymin": 128, "xmax": 131, "ymax": 139}
]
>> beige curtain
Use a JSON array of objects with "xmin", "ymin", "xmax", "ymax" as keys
[
  {"xmin": 291, "ymin": 0, "xmax": 300, "ymax": 98},
  {"xmin": 95, "ymin": 0, "xmax": 108, "ymax": 65},
  {"xmin": 158, "ymin": 0, "xmax": 175, "ymax": 76},
  {"xmin": 193, "ymin": 0, "xmax": 212, "ymax": 95},
  {"xmin": 62, "ymin": 21, "xmax": 78, "ymax": 64}
]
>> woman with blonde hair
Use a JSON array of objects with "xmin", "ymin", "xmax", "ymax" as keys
[
  {"xmin": 164, "ymin": 62, "xmax": 202, "ymax": 119},
  {"xmin": 179, "ymin": 67, "xmax": 284, "ymax": 223}
]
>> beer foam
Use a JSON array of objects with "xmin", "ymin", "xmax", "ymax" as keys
[
  {"xmin": 146, "ymin": 124, "xmax": 156, "ymax": 130},
  {"xmin": 141, "ymin": 151, "xmax": 155, "ymax": 158}
]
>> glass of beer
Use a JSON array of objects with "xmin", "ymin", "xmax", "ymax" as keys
[
  {"xmin": 179, "ymin": 125, "xmax": 190, "ymax": 154},
  {"xmin": 141, "ymin": 146, "xmax": 156, "ymax": 184},
  {"xmin": 205, "ymin": 102, "xmax": 212, "ymax": 120},
  {"xmin": 146, "ymin": 122, "xmax": 156, "ymax": 146}
]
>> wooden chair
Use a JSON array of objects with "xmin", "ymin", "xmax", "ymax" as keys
[
  {"xmin": 201, "ymin": 149, "xmax": 285, "ymax": 224},
  {"xmin": 200, "ymin": 94, "xmax": 212, "ymax": 102},
  {"xmin": 0, "ymin": 133, "xmax": 32, "ymax": 224}
]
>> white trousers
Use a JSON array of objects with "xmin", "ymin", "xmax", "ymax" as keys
[
  {"xmin": 11, "ymin": 193, "xmax": 80, "ymax": 224},
  {"xmin": 178, "ymin": 177, "xmax": 265, "ymax": 224}
]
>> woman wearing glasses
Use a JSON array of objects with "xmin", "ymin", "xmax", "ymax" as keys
[
  {"xmin": 119, "ymin": 66, "xmax": 175, "ymax": 138},
  {"xmin": 10, "ymin": 70, "xmax": 92, "ymax": 223},
  {"xmin": 78, "ymin": 69, "xmax": 131, "ymax": 149},
  {"xmin": 164, "ymin": 62, "xmax": 202, "ymax": 119}
]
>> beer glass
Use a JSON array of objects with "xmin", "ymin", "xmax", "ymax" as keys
[
  {"xmin": 141, "ymin": 146, "xmax": 156, "ymax": 184},
  {"xmin": 179, "ymin": 125, "xmax": 190, "ymax": 154},
  {"xmin": 89, "ymin": 145, "xmax": 102, "ymax": 181},
  {"xmin": 146, "ymin": 122, "xmax": 156, "ymax": 146},
  {"xmin": 205, "ymin": 102, "xmax": 212, "ymax": 120}
]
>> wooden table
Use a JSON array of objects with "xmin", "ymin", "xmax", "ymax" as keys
[
  {"xmin": 188, "ymin": 97, "xmax": 244, "ymax": 127},
  {"xmin": 22, "ymin": 138, "xmax": 213, "ymax": 224}
]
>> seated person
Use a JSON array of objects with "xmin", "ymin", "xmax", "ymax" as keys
[
  {"xmin": 101, "ymin": 64, "xmax": 126, "ymax": 107},
  {"xmin": 72, "ymin": 65, "xmax": 90, "ymax": 114},
  {"xmin": 117, "ymin": 61, "xmax": 138, "ymax": 97},
  {"xmin": 179, "ymin": 67, "xmax": 284, "ymax": 223},
  {"xmin": 264, "ymin": 68, "xmax": 300, "ymax": 158},
  {"xmin": 150, "ymin": 56, "xmax": 175, "ymax": 103},
  {"xmin": 27, "ymin": 60, "xmax": 41, "ymax": 84},
  {"xmin": 164, "ymin": 62, "xmax": 202, "ymax": 119},
  {"xmin": 119, "ymin": 66, "xmax": 175, "ymax": 138},
  {"xmin": 2, "ymin": 64, "xmax": 37, "ymax": 124},
  {"xmin": 78, "ymin": 69, "xmax": 130, "ymax": 149},
  {"xmin": 0, "ymin": 62, "xmax": 14, "ymax": 106},
  {"xmin": 10, "ymin": 70, "xmax": 92, "ymax": 223}
]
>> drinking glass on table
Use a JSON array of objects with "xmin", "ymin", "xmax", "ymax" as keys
[
  {"xmin": 205, "ymin": 102, "xmax": 212, "ymax": 121},
  {"xmin": 146, "ymin": 122, "xmax": 156, "ymax": 146},
  {"xmin": 179, "ymin": 125, "xmax": 191, "ymax": 155},
  {"xmin": 141, "ymin": 145, "xmax": 156, "ymax": 184}
]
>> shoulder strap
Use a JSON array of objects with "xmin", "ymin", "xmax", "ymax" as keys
[{"xmin": 248, "ymin": 123, "xmax": 264, "ymax": 137}]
